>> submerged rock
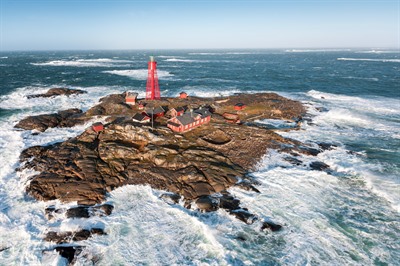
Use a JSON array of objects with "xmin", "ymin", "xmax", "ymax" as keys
[
  {"xmin": 309, "ymin": 161, "xmax": 330, "ymax": 171},
  {"xmin": 52, "ymin": 246, "xmax": 83, "ymax": 264},
  {"xmin": 261, "ymin": 221, "xmax": 283, "ymax": 232},
  {"xmin": 45, "ymin": 204, "xmax": 114, "ymax": 220},
  {"xmin": 45, "ymin": 228, "xmax": 105, "ymax": 244},
  {"xmin": 160, "ymin": 192, "xmax": 181, "ymax": 204},
  {"xmin": 234, "ymin": 180, "xmax": 261, "ymax": 193},
  {"xmin": 230, "ymin": 209, "xmax": 258, "ymax": 224},
  {"xmin": 196, "ymin": 195, "xmax": 219, "ymax": 212}
]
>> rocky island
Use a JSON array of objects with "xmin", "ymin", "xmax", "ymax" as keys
[{"xmin": 15, "ymin": 88, "xmax": 331, "ymax": 264}]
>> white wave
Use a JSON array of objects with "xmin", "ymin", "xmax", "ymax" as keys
[
  {"xmin": 81, "ymin": 185, "xmax": 227, "ymax": 265},
  {"xmin": 0, "ymin": 56, "xmax": 8, "ymax": 59},
  {"xmin": 188, "ymin": 52, "xmax": 254, "ymax": 55},
  {"xmin": 342, "ymin": 76, "xmax": 379, "ymax": 81},
  {"xmin": 306, "ymin": 90, "xmax": 400, "ymax": 116},
  {"xmin": 178, "ymin": 86, "xmax": 249, "ymax": 98},
  {"xmin": 103, "ymin": 69, "xmax": 174, "ymax": 80},
  {"xmin": 286, "ymin": 49, "xmax": 351, "ymax": 53},
  {"xmin": 0, "ymin": 85, "xmax": 131, "ymax": 111},
  {"xmin": 158, "ymin": 55, "xmax": 185, "ymax": 58},
  {"xmin": 164, "ymin": 58, "xmax": 198, "ymax": 62},
  {"xmin": 356, "ymin": 50, "xmax": 400, "ymax": 54},
  {"xmin": 337, "ymin": 58, "xmax": 400, "ymax": 63},
  {"xmin": 31, "ymin": 58, "xmax": 133, "ymax": 67}
]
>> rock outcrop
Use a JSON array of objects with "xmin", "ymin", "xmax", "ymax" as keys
[
  {"xmin": 14, "ymin": 108, "xmax": 85, "ymax": 132},
  {"xmin": 27, "ymin": 88, "xmax": 86, "ymax": 99}
]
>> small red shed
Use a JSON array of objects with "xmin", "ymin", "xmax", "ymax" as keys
[
  {"xmin": 169, "ymin": 106, "xmax": 186, "ymax": 117},
  {"xmin": 138, "ymin": 102, "xmax": 145, "ymax": 110},
  {"xmin": 179, "ymin": 92, "xmax": 188, "ymax": 99},
  {"xmin": 125, "ymin": 92, "xmax": 138, "ymax": 105},
  {"xmin": 92, "ymin": 122, "xmax": 104, "ymax": 132},
  {"xmin": 234, "ymin": 103, "xmax": 246, "ymax": 111}
]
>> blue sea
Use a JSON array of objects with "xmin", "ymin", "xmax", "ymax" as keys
[{"xmin": 0, "ymin": 49, "xmax": 399, "ymax": 265}]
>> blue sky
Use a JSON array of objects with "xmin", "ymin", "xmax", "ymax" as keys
[{"xmin": 1, "ymin": 0, "xmax": 399, "ymax": 50}]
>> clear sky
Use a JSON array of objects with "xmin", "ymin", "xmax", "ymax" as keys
[{"xmin": 0, "ymin": 0, "xmax": 399, "ymax": 51}]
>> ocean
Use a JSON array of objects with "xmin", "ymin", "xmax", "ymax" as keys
[{"xmin": 0, "ymin": 49, "xmax": 399, "ymax": 265}]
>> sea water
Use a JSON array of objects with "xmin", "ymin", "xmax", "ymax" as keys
[{"xmin": 0, "ymin": 49, "xmax": 399, "ymax": 265}]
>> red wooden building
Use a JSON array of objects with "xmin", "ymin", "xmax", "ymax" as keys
[
  {"xmin": 167, "ymin": 108, "xmax": 211, "ymax": 133},
  {"xmin": 179, "ymin": 92, "xmax": 188, "ymax": 99},
  {"xmin": 234, "ymin": 103, "xmax": 246, "ymax": 110},
  {"xmin": 125, "ymin": 92, "xmax": 138, "ymax": 105},
  {"xmin": 92, "ymin": 122, "xmax": 104, "ymax": 132},
  {"xmin": 132, "ymin": 113, "xmax": 151, "ymax": 123},
  {"xmin": 169, "ymin": 106, "xmax": 186, "ymax": 117},
  {"xmin": 145, "ymin": 106, "xmax": 167, "ymax": 118},
  {"xmin": 138, "ymin": 102, "xmax": 145, "ymax": 110}
]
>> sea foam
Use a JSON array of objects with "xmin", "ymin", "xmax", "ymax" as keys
[
  {"xmin": 103, "ymin": 69, "xmax": 174, "ymax": 80},
  {"xmin": 337, "ymin": 58, "xmax": 400, "ymax": 63},
  {"xmin": 31, "ymin": 58, "xmax": 133, "ymax": 67}
]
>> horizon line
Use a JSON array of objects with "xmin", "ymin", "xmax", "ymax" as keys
[{"xmin": 1, "ymin": 47, "xmax": 399, "ymax": 52}]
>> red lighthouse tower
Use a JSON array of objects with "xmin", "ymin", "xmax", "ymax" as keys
[{"xmin": 145, "ymin": 56, "xmax": 161, "ymax": 100}]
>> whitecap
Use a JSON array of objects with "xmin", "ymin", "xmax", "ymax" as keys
[
  {"xmin": 103, "ymin": 69, "xmax": 174, "ymax": 80},
  {"xmin": 286, "ymin": 49, "xmax": 351, "ymax": 53},
  {"xmin": 164, "ymin": 58, "xmax": 199, "ymax": 62},
  {"xmin": 337, "ymin": 58, "xmax": 400, "ymax": 63},
  {"xmin": 31, "ymin": 58, "xmax": 134, "ymax": 67}
]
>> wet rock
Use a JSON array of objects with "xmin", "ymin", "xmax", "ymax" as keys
[
  {"xmin": 45, "ymin": 228, "xmax": 106, "ymax": 244},
  {"xmin": 0, "ymin": 247, "xmax": 10, "ymax": 252},
  {"xmin": 235, "ymin": 180, "xmax": 261, "ymax": 193},
  {"xmin": 66, "ymin": 207, "xmax": 90, "ymax": 218},
  {"xmin": 261, "ymin": 221, "xmax": 283, "ymax": 232},
  {"xmin": 317, "ymin": 142, "xmax": 338, "ymax": 151},
  {"xmin": 283, "ymin": 156, "xmax": 303, "ymax": 166},
  {"xmin": 309, "ymin": 161, "xmax": 330, "ymax": 171},
  {"xmin": 230, "ymin": 209, "xmax": 258, "ymax": 224},
  {"xmin": 14, "ymin": 108, "xmax": 84, "ymax": 132},
  {"xmin": 53, "ymin": 246, "xmax": 83, "ymax": 264},
  {"xmin": 66, "ymin": 204, "xmax": 114, "ymax": 219},
  {"xmin": 195, "ymin": 195, "xmax": 219, "ymax": 212},
  {"xmin": 160, "ymin": 192, "xmax": 181, "ymax": 204},
  {"xmin": 297, "ymin": 146, "xmax": 321, "ymax": 156},
  {"xmin": 27, "ymin": 88, "xmax": 86, "ymax": 99},
  {"xmin": 219, "ymin": 193, "xmax": 241, "ymax": 211}
]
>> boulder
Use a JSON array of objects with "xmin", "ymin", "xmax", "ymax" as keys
[
  {"xmin": 261, "ymin": 221, "xmax": 283, "ymax": 232},
  {"xmin": 45, "ymin": 228, "xmax": 105, "ymax": 244},
  {"xmin": 309, "ymin": 161, "xmax": 330, "ymax": 171},
  {"xmin": 196, "ymin": 196, "xmax": 219, "ymax": 212},
  {"xmin": 230, "ymin": 209, "xmax": 258, "ymax": 224},
  {"xmin": 160, "ymin": 193, "xmax": 181, "ymax": 204}
]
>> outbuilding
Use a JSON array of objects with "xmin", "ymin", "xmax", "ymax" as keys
[
  {"xmin": 234, "ymin": 103, "xmax": 246, "ymax": 111},
  {"xmin": 125, "ymin": 92, "xmax": 138, "ymax": 105},
  {"xmin": 92, "ymin": 122, "xmax": 104, "ymax": 132},
  {"xmin": 145, "ymin": 106, "xmax": 167, "ymax": 118},
  {"xmin": 169, "ymin": 106, "xmax": 187, "ymax": 117},
  {"xmin": 179, "ymin": 92, "xmax": 188, "ymax": 99},
  {"xmin": 132, "ymin": 113, "xmax": 151, "ymax": 123}
]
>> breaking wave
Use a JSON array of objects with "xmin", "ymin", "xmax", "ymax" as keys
[
  {"xmin": 103, "ymin": 69, "xmax": 174, "ymax": 80},
  {"xmin": 337, "ymin": 58, "xmax": 400, "ymax": 63},
  {"xmin": 31, "ymin": 58, "xmax": 133, "ymax": 67},
  {"xmin": 356, "ymin": 50, "xmax": 400, "ymax": 54},
  {"xmin": 164, "ymin": 58, "xmax": 199, "ymax": 62},
  {"xmin": 285, "ymin": 49, "xmax": 351, "ymax": 53}
]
